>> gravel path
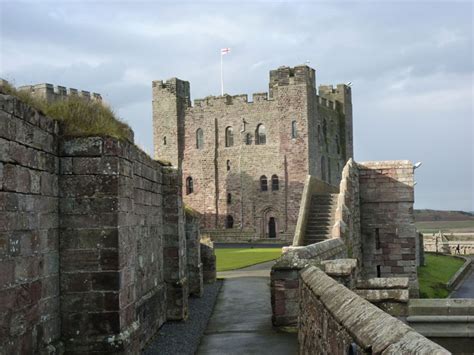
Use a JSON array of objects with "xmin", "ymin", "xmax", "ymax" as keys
[{"xmin": 143, "ymin": 280, "xmax": 223, "ymax": 355}]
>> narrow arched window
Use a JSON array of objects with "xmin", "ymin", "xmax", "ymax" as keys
[
  {"xmin": 317, "ymin": 125, "xmax": 321, "ymax": 143},
  {"xmin": 196, "ymin": 128, "xmax": 204, "ymax": 149},
  {"xmin": 271, "ymin": 175, "xmax": 279, "ymax": 191},
  {"xmin": 226, "ymin": 215, "xmax": 234, "ymax": 229},
  {"xmin": 227, "ymin": 193, "xmax": 232, "ymax": 204},
  {"xmin": 256, "ymin": 124, "xmax": 266, "ymax": 145},
  {"xmin": 227, "ymin": 160, "xmax": 231, "ymax": 171},
  {"xmin": 291, "ymin": 120, "xmax": 297, "ymax": 139},
  {"xmin": 260, "ymin": 175, "xmax": 268, "ymax": 191},
  {"xmin": 321, "ymin": 156, "xmax": 326, "ymax": 182},
  {"xmin": 336, "ymin": 135, "xmax": 340, "ymax": 154},
  {"xmin": 186, "ymin": 176, "xmax": 194, "ymax": 195},
  {"xmin": 245, "ymin": 133, "xmax": 252, "ymax": 145},
  {"xmin": 328, "ymin": 157, "xmax": 332, "ymax": 183},
  {"xmin": 322, "ymin": 119, "xmax": 328, "ymax": 141},
  {"xmin": 163, "ymin": 136, "xmax": 167, "ymax": 145},
  {"xmin": 225, "ymin": 127, "xmax": 234, "ymax": 147}
]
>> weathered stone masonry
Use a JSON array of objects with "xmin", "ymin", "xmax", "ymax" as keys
[
  {"xmin": 153, "ymin": 65, "xmax": 353, "ymax": 242},
  {"xmin": 0, "ymin": 93, "xmax": 214, "ymax": 354}
]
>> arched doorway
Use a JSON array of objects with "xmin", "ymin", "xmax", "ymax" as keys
[{"xmin": 268, "ymin": 217, "xmax": 276, "ymax": 238}]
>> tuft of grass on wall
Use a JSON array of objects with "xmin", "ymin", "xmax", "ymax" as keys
[
  {"xmin": 1, "ymin": 81, "xmax": 131, "ymax": 140},
  {"xmin": 417, "ymin": 253, "xmax": 465, "ymax": 298}
]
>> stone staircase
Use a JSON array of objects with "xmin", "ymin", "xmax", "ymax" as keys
[{"xmin": 303, "ymin": 193, "xmax": 338, "ymax": 246}]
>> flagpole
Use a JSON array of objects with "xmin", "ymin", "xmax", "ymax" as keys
[{"xmin": 220, "ymin": 52, "xmax": 224, "ymax": 96}]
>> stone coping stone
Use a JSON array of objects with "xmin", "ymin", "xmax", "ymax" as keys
[
  {"xmin": 356, "ymin": 277, "xmax": 409, "ymax": 290},
  {"xmin": 409, "ymin": 299, "xmax": 474, "ymax": 316},
  {"xmin": 321, "ymin": 258, "xmax": 357, "ymax": 276},
  {"xmin": 300, "ymin": 266, "xmax": 449, "ymax": 354},
  {"xmin": 355, "ymin": 289, "xmax": 409, "ymax": 303}
]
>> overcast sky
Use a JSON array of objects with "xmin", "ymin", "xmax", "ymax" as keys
[{"xmin": 1, "ymin": 0, "xmax": 472, "ymax": 211}]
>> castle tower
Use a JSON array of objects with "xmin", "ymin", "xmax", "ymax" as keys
[
  {"xmin": 318, "ymin": 84, "xmax": 353, "ymax": 160},
  {"xmin": 152, "ymin": 78, "xmax": 191, "ymax": 170}
]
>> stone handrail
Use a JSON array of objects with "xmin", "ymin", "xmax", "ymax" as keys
[
  {"xmin": 331, "ymin": 158, "xmax": 361, "ymax": 262},
  {"xmin": 446, "ymin": 256, "xmax": 472, "ymax": 290},
  {"xmin": 292, "ymin": 175, "xmax": 338, "ymax": 246},
  {"xmin": 299, "ymin": 266, "xmax": 450, "ymax": 354}
]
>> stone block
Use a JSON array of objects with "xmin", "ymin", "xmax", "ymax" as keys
[{"xmin": 60, "ymin": 137, "xmax": 103, "ymax": 157}]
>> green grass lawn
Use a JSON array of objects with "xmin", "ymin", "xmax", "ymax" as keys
[
  {"xmin": 215, "ymin": 248, "xmax": 282, "ymax": 272},
  {"xmin": 418, "ymin": 253, "xmax": 465, "ymax": 298}
]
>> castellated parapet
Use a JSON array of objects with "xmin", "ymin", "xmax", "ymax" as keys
[
  {"xmin": 18, "ymin": 83, "xmax": 102, "ymax": 103},
  {"xmin": 153, "ymin": 64, "xmax": 353, "ymax": 242}
]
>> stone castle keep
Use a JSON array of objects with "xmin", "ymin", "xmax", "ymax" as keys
[{"xmin": 153, "ymin": 65, "xmax": 353, "ymax": 241}]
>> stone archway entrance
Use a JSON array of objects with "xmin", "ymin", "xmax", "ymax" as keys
[{"xmin": 268, "ymin": 217, "xmax": 276, "ymax": 238}]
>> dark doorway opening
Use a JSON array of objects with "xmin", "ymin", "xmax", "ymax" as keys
[{"xmin": 268, "ymin": 217, "xmax": 276, "ymax": 238}]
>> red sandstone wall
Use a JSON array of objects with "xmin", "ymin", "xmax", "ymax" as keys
[{"xmin": 0, "ymin": 94, "xmax": 61, "ymax": 353}]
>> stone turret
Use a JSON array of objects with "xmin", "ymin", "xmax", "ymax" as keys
[{"xmin": 152, "ymin": 78, "xmax": 191, "ymax": 170}]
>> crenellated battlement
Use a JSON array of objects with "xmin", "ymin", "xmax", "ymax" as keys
[
  {"xmin": 18, "ymin": 83, "xmax": 102, "ymax": 103},
  {"xmin": 269, "ymin": 65, "xmax": 316, "ymax": 98},
  {"xmin": 192, "ymin": 92, "xmax": 271, "ymax": 108},
  {"xmin": 316, "ymin": 95, "xmax": 335, "ymax": 110},
  {"xmin": 152, "ymin": 78, "xmax": 190, "ymax": 100}
]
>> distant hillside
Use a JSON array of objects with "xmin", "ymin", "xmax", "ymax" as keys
[{"xmin": 415, "ymin": 209, "xmax": 474, "ymax": 222}]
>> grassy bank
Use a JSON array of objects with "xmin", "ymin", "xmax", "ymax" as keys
[
  {"xmin": 418, "ymin": 253, "xmax": 465, "ymax": 298},
  {"xmin": 1, "ymin": 81, "xmax": 131, "ymax": 140},
  {"xmin": 215, "ymin": 248, "xmax": 282, "ymax": 272}
]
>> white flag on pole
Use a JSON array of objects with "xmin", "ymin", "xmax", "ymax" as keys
[{"xmin": 220, "ymin": 48, "xmax": 231, "ymax": 95}]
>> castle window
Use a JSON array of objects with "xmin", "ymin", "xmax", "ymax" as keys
[
  {"xmin": 256, "ymin": 124, "xmax": 266, "ymax": 145},
  {"xmin": 245, "ymin": 133, "xmax": 252, "ymax": 145},
  {"xmin": 196, "ymin": 128, "xmax": 204, "ymax": 149},
  {"xmin": 375, "ymin": 228, "xmax": 381, "ymax": 249},
  {"xmin": 226, "ymin": 215, "xmax": 234, "ymax": 229},
  {"xmin": 260, "ymin": 175, "xmax": 268, "ymax": 191},
  {"xmin": 336, "ymin": 135, "xmax": 340, "ymax": 154},
  {"xmin": 227, "ymin": 160, "xmax": 231, "ymax": 171},
  {"xmin": 225, "ymin": 126, "xmax": 234, "ymax": 147},
  {"xmin": 163, "ymin": 136, "xmax": 167, "ymax": 145},
  {"xmin": 317, "ymin": 125, "xmax": 321, "ymax": 143},
  {"xmin": 321, "ymin": 156, "xmax": 327, "ymax": 182},
  {"xmin": 291, "ymin": 121, "xmax": 297, "ymax": 139},
  {"xmin": 323, "ymin": 119, "xmax": 328, "ymax": 142},
  {"xmin": 186, "ymin": 177, "xmax": 194, "ymax": 195},
  {"xmin": 227, "ymin": 193, "xmax": 232, "ymax": 204},
  {"xmin": 271, "ymin": 175, "xmax": 279, "ymax": 191},
  {"xmin": 328, "ymin": 157, "xmax": 332, "ymax": 183}
]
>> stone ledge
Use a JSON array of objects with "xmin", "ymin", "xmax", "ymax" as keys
[
  {"xmin": 355, "ymin": 289, "xmax": 409, "ymax": 303},
  {"xmin": 321, "ymin": 258, "xmax": 357, "ymax": 276},
  {"xmin": 356, "ymin": 277, "xmax": 409, "ymax": 290}
]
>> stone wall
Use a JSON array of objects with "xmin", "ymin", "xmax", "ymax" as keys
[
  {"xmin": 0, "ymin": 93, "xmax": 207, "ymax": 353},
  {"xmin": 271, "ymin": 238, "xmax": 347, "ymax": 328},
  {"xmin": 58, "ymin": 137, "xmax": 175, "ymax": 352},
  {"xmin": 0, "ymin": 94, "xmax": 61, "ymax": 354},
  {"xmin": 358, "ymin": 161, "xmax": 419, "ymax": 296},
  {"xmin": 299, "ymin": 266, "xmax": 450, "ymax": 354},
  {"xmin": 200, "ymin": 237, "xmax": 216, "ymax": 284},
  {"xmin": 408, "ymin": 299, "xmax": 474, "ymax": 353},
  {"xmin": 185, "ymin": 212, "xmax": 203, "ymax": 297},
  {"xmin": 423, "ymin": 234, "xmax": 474, "ymax": 255},
  {"xmin": 331, "ymin": 158, "xmax": 361, "ymax": 263}
]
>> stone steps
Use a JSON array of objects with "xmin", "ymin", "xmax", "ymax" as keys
[{"xmin": 303, "ymin": 193, "xmax": 338, "ymax": 246}]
